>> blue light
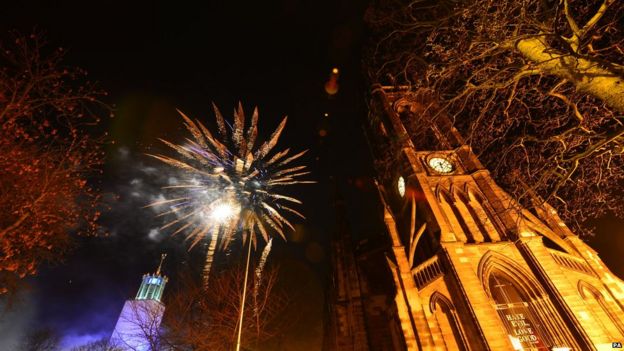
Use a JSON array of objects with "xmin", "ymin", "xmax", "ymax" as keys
[{"xmin": 148, "ymin": 277, "xmax": 161, "ymax": 285}]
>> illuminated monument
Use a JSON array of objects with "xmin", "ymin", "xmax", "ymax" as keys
[
  {"xmin": 110, "ymin": 254, "xmax": 168, "ymax": 351},
  {"xmin": 330, "ymin": 86, "xmax": 624, "ymax": 350}
]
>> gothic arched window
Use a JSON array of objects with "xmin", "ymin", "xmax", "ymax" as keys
[
  {"xmin": 437, "ymin": 189, "xmax": 469, "ymax": 243},
  {"xmin": 578, "ymin": 281, "xmax": 624, "ymax": 339},
  {"xmin": 452, "ymin": 188, "xmax": 486, "ymax": 243},
  {"xmin": 430, "ymin": 293, "xmax": 467, "ymax": 351},
  {"xmin": 466, "ymin": 187, "xmax": 502, "ymax": 241},
  {"xmin": 488, "ymin": 272, "xmax": 554, "ymax": 350},
  {"xmin": 480, "ymin": 252, "xmax": 579, "ymax": 350}
]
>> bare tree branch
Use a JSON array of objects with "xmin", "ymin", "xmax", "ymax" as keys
[{"xmin": 367, "ymin": 0, "xmax": 624, "ymax": 235}]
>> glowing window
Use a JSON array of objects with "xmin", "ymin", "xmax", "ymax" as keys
[
  {"xmin": 397, "ymin": 176, "xmax": 406, "ymax": 197},
  {"xmin": 489, "ymin": 273, "xmax": 552, "ymax": 349}
]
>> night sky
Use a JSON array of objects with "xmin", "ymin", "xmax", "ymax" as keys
[{"xmin": 1, "ymin": 1, "xmax": 623, "ymax": 350}]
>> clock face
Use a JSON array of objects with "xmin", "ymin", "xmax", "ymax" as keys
[
  {"xmin": 397, "ymin": 176, "xmax": 406, "ymax": 197},
  {"xmin": 428, "ymin": 157, "xmax": 454, "ymax": 173}
]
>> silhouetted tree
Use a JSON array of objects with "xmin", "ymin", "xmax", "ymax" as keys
[
  {"xmin": 69, "ymin": 339, "xmax": 122, "ymax": 351},
  {"xmin": 21, "ymin": 328, "xmax": 60, "ymax": 351}
]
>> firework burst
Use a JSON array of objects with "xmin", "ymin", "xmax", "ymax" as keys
[{"xmin": 146, "ymin": 103, "xmax": 312, "ymax": 285}]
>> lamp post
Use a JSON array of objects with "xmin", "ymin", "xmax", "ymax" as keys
[{"xmin": 236, "ymin": 235, "xmax": 253, "ymax": 351}]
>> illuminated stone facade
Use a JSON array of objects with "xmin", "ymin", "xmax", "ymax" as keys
[
  {"xmin": 362, "ymin": 86, "xmax": 624, "ymax": 350},
  {"xmin": 110, "ymin": 255, "xmax": 168, "ymax": 351}
]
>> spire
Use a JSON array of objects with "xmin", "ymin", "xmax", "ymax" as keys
[
  {"xmin": 371, "ymin": 86, "xmax": 464, "ymax": 151},
  {"xmin": 156, "ymin": 253, "xmax": 167, "ymax": 276}
]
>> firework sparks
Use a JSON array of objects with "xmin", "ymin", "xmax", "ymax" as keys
[
  {"xmin": 253, "ymin": 238, "xmax": 273, "ymax": 316},
  {"xmin": 147, "ymin": 103, "xmax": 312, "ymax": 286}
]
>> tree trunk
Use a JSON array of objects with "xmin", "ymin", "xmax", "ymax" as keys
[{"xmin": 514, "ymin": 36, "xmax": 624, "ymax": 113}]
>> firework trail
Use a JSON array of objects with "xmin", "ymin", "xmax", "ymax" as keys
[
  {"xmin": 146, "ymin": 103, "xmax": 311, "ymax": 287},
  {"xmin": 253, "ymin": 238, "xmax": 273, "ymax": 315}
]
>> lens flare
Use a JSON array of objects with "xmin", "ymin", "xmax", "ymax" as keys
[{"xmin": 324, "ymin": 67, "xmax": 340, "ymax": 95}]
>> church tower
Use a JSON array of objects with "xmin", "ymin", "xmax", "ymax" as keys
[
  {"xmin": 364, "ymin": 86, "xmax": 624, "ymax": 350},
  {"xmin": 325, "ymin": 190, "xmax": 371, "ymax": 351},
  {"xmin": 110, "ymin": 254, "xmax": 168, "ymax": 351}
]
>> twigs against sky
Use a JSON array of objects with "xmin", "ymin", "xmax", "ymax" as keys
[{"xmin": 367, "ymin": 0, "xmax": 624, "ymax": 233}]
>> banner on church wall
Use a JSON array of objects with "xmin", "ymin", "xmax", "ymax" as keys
[{"xmin": 495, "ymin": 302, "xmax": 549, "ymax": 350}]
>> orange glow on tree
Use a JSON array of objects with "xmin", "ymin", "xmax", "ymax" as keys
[
  {"xmin": 368, "ymin": 0, "xmax": 624, "ymax": 235},
  {"xmin": 0, "ymin": 32, "xmax": 109, "ymax": 294}
]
